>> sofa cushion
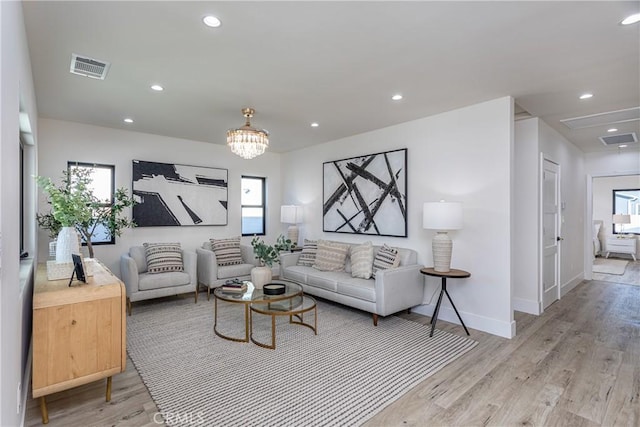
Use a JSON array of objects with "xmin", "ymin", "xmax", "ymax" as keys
[
  {"xmin": 373, "ymin": 244, "xmax": 400, "ymax": 273},
  {"xmin": 284, "ymin": 265, "xmax": 313, "ymax": 283},
  {"xmin": 350, "ymin": 241, "xmax": 374, "ymax": 279},
  {"xmin": 211, "ymin": 237, "xmax": 243, "ymax": 266},
  {"xmin": 313, "ymin": 240, "xmax": 349, "ymax": 271},
  {"xmin": 130, "ymin": 246, "xmax": 148, "ymax": 273},
  {"xmin": 337, "ymin": 277, "xmax": 376, "ymax": 302},
  {"xmin": 297, "ymin": 239, "xmax": 318, "ymax": 266},
  {"xmin": 306, "ymin": 270, "xmax": 349, "ymax": 292},
  {"xmin": 139, "ymin": 271, "xmax": 191, "ymax": 291},
  {"xmin": 144, "ymin": 243, "xmax": 184, "ymax": 273},
  {"xmin": 217, "ymin": 263, "xmax": 255, "ymax": 280}
]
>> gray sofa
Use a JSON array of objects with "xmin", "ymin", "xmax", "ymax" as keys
[
  {"xmin": 196, "ymin": 242, "xmax": 259, "ymax": 300},
  {"xmin": 280, "ymin": 242, "xmax": 423, "ymax": 325},
  {"xmin": 120, "ymin": 246, "xmax": 197, "ymax": 315}
]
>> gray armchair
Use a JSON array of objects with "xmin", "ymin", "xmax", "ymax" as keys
[
  {"xmin": 196, "ymin": 242, "xmax": 258, "ymax": 300},
  {"xmin": 120, "ymin": 246, "xmax": 197, "ymax": 315}
]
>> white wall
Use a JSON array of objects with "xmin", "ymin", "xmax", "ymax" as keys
[
  {"xmin": 0, "ymin": 1, "xmax": 38, "ymax": 425},
  {"xmin": 37, "ymin": 119, "xmax": 284, "ymax": 276},
  {"xmin": 512, "ymin": 118, "xmax": 541, "ymax": 314},
  {"xmin": 282, "ymin": 97, "xmax": 516, "ymax": 338}
]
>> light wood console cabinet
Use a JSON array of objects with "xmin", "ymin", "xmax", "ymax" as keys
[{"xmin": 32, "ymin": 262, "xmax": 126, "ymax": 424}]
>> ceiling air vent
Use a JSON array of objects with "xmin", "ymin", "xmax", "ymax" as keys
[
  {"xmin": 599, "ymin": 132, "xmax": 638, "ymax": 146},
  {"xmin": 69, "ymin": 54, "xmax": 110, "ymax": 80}
]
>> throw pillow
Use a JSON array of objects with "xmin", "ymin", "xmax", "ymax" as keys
[
  {"xmin": 144, "ymin": 242, "xmax": 183, "ymax": 274},
  {"xmin": 373, "ymin": 244, "xmax": 400, "ymax": 273},
  {"xmin": 350, "ymin": 241, "xmax": 374, "ymax": 279},
  {"xmin": 297, "ymin": 239, "xmax": 318, "ymax": 267},
  {"xmin": 313, "ymin": 240, "xmax": 349, "ymax": 272},
  {"xmin": 211, "ymin": 236, "xmax": 243, "ymax": 266}
]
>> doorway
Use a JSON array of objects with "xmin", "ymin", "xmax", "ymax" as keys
[{"xmin": 542, "ymin": 158, "xmax": 561, "ymax": 309}]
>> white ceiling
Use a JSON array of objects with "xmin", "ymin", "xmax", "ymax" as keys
[{"xmin": 22, "ymin": 1, "xmax": 640, "ymax": 154}]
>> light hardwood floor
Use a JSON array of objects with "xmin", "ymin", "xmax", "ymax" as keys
[{"xmin": 25, "ymin": 279, "xmax": 639, "ymax": 426}]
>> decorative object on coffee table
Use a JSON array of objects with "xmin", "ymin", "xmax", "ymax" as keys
[
  {"xmin": 250, "ymin": 236, "xmax": 279, "ymax": 289},
  {"xmin": 263, "ymin": 283, "xmax": 286, "ymax": 295},
  {"xmin": 423, "ymin": 201, "xmax": 463, "ymax": 273}
]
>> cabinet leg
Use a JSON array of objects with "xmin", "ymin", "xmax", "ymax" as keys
[
  {"xmin": 106, "ymin": 376, "xmax": 112, "ymax": 402},
  {"xmin": 39, "ymin": 396, "xmax": 49, "ymax": 424}
]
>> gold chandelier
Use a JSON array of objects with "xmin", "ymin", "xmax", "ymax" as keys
[{"xmin": 227, "ymin": 108, "xmax": 269, "ymax": 159}]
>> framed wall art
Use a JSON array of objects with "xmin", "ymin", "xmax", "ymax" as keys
[
  {"xmin": 132, "ymin": 160, "xmax": 228, "ymax": 227},
  {"xmin": 323, "ymin": 148, "xmax": 407, "ymax": 237}
]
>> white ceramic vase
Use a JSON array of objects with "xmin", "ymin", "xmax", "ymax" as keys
[
  {"xmin": 251, "ymin": 266, "xmax": 272, "ymax": 290},
  {"xmin": 56, "ymin": 226, "xmax": 80, "ymax": 263}
]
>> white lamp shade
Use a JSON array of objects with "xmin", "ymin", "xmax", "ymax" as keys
[
  {"xmin": 612, "ymin": 214, "xmax": 631, "ymax": 224},
  {"xmin": 423, "ymin": 201, "xmax": 463, "ymax": 230},
  {"xmin": 281, "ymin": 205, "xmax": 303, "ymax": 224}
]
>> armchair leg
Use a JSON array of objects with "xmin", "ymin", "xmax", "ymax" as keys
[
  {"xmin": 194, "ymin": 287, "xmax": 198, "ymax": 304},
  {"xmin": 127, "ymin": 297, "xmax": 132, "ymax": 316},
  {"xmin": 207, "ymin": 287, "xmax": 211, "ymax": 301},
  {"xmin": 407, "ymin": 308, "xmax": 412, "ymax": 314},
  {"xmin": 372, "ymin": 313, "xmax": 378, "ymax": 326}
]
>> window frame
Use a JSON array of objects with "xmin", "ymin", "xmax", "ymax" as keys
[
  {"xmin": 67, "ymin": 161, "xmax": 117, "ymax": 245},
  {"xmin": 241, "ymin": 175, "xmax": 266, "ymax": 236},
  {"xmin": 612, "ymin": 188, "xmax": 640, "ymax": 235}
]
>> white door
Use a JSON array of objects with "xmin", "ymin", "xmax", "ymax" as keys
[{"xmin": 542, "ymin": 159, "xmax": 561, "ymax": 309}]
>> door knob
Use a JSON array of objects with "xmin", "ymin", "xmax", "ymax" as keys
[{"xmin": 557, "ymin": 236, "xmax": 564, "ymax": 241}]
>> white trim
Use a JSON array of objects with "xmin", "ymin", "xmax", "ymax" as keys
[
  {"xmin": 512, "ymin": 297, "xmax": 541, "ymax": 315},
  {"xmin": 413, "ymin": 304, "xmax": 516, "ymax": 339},
  {"xmin": 20, "ymin": 345, "xmax": 32, "ymax": 426},
  {"xmin": 561, "ymin": 273, "xmax": 584, "ymax": 297}
]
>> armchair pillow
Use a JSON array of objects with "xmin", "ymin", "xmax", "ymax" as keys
[
  {"xmin": 373, "ymin": 244, "xmax": 400, "ymax": 273},
  {"xmin": 313, "ymin": 239, "xmax": 349, "ymax": 272},
  {"xmin": 297, "ymin": 239, "xmax": 318, "ymax": 267},
  {"xmin": 350, "ymin": 241, "xmax": 374, "ymax": 279},
  {"xmin": 211, "ymin": 236, "xmax": 243, "ymax": 266},
  {"xmin": 144, "ymin": 242, "xmax": 184, "ymax": 273}
]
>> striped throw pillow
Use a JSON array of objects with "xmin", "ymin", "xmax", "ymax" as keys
[
  {"xmin": 297, "ymin": 239, "xmax": 318, "ymax": 267},
  {"xmin": 350, "ymin": 241, "xmax": 374, "ymax": 279},
  {"xmin": 373, "ymin": 244, "xmax": 400, "ymax": 273},
  {"xmin": 144, "ymin": 243, "xmax": 183, "ymax": 274},
  {"xmin": 211, "ymin": 237, "xmax": 243, "ymax": 266},
  {"xmin": 313, "ymin": 240, "xmax": 349, "ymax": 272}
]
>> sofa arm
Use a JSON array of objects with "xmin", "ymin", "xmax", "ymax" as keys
[
  {"xmin": 241, "ymin": 244, "xmax": 259, "ymax": 266},
  {"xmin": 120, "ymin": 254, "xmax": 140, "ymax": 296},
  {"xmin": 279, "ymin": 252, "xmax": 301, "ymax": 270},
  {"xmin": 182, "ymin": 250, "xmax": 197, "ymax": 287},
  {"xmin": 196, "ymin": 247, "xmax": 219, "ymax": 287},
  {"xmin": 374, "ymin": 264, "xmax": 424, "ymax": 316}
]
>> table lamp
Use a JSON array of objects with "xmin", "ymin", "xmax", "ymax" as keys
[
  {"xmin": 612, "ymin": 213, "xmax": 631, "ymax": 235},
  {"xmin": 423, "ymin": 201, "xmax": 463, "ymax": 272},
  {"xmin": 281, "ymin": 205, "xmax": 303, "ymax": 247}
]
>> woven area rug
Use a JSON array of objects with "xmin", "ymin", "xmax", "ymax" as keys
[
  {"xmin": 593, "ymin": 258, "xmax": 629, "ymax": 275},
  {"xmin": 127, "ymin": 296, "xmax": 477, "ymax": 427}
]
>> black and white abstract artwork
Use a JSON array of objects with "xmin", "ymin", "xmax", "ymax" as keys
[
  {"xmin": 323, "ymin": 148, "xmax": 407, "ymax": 237},
  {"xmin": 132, "ymin": 160, "xmax": 228, "ymax": 227}
]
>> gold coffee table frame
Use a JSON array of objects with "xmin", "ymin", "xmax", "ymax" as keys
[
  {"xmin": 250, "ymin": 295, "xmax": 317, "ymax": 350},
  {"xmin": 213, "ymin": 280, "xmax": 303, "ymax": 343}
]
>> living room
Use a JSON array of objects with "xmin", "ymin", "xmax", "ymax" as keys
[{"xmin": 2, "ymin": 2, "xmax": 640, "ymax": 426}]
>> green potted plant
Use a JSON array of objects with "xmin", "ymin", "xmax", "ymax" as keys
[
  {"xmin": 250, "ymin": 236, "xmax": 280, "ymax": 289},
  {"xmin": 36, "ymin": 166, "xmax": 135, "ymax": 261},
  {"xmin": 274, "ymin": 234, "xmax": 293, "ymax": 253}
]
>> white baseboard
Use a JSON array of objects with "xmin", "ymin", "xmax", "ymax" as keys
[
  {"xmin": 512, "ymin": 297, "xmax": 541, "ymax": 315},
  {"xmin": 412, "ymin": 304, "xmax": 516, "ymax": 339},
  {"xmin": 561, "ymin": 273, "xmax": 584, "ymax": 297}
]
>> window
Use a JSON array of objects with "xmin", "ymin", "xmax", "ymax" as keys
[
  {"xmin": 68, "ymin": 162, "xmax": 116, "ymax": 244},
  {"xmin": 241, "ymin": 176, "xmax": 265, "ymax": 236},
  {"xmin": 612, "ymin": 188, "xmax": 640, "ymax": 235}
]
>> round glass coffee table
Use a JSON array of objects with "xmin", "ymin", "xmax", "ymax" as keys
[
  {"xmin": 250, "ymin": 294, "xmax": 317, "ymax": 349},
  {"xmin": 213, "ymin": 279, "xmax": 305, "ymax": 343}
]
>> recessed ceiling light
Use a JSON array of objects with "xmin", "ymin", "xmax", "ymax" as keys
[
  {"xmin": 608, "ymin": 128, "xmax": 618, "ymax": 132},
  {"xmin": 203, "ymin": 15, "xmax": 221, "ymax": 28},
  {"xmin": 579, "ymin": 93, "xmax": 593, "ymax": 100},
  {"xmin": 621, "ymin": 13, "xmax": 640, "ymax": 25},
  {"xmin": 151, "ymin": 84, "xmax": 164, "ymax": 91},
  {"xmin": 311, "ymin": 122, "xmax": 319, "ymax": 128},
  {"xmin": 123, "ymin": 118, "xmax": 134, "ymax": 123},
  {"xmin": 391, "ymin": 94, "xmax": 403, "ymax": 101},
  {"xmin": 619, "ymin": 144, "xmax": 628, "ymax": 148}
]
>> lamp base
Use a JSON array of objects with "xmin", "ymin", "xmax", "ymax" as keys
[
  {"xmin": 432, "ymin": 231, "xmax": 452, "ymax": 273},
  {"xmin": 287, "ymin": 225, "xmax": 299, "ymax": 247}
]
